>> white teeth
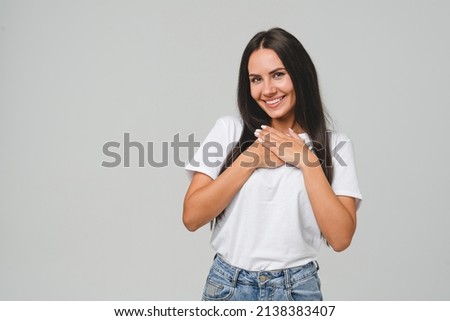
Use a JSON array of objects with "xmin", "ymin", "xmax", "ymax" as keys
[{"xmin": 266, "ymin": 97, "xmax": 283, "ymax": 105}]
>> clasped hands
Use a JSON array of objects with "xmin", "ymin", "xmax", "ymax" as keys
[{"xmin": 241, "ymin": 125, "xmax": 317, "ymax": 170}]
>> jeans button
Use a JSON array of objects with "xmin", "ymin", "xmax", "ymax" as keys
[{"xmin": 259, "ymin": 275, "xmax": 267, "ymax": 282}]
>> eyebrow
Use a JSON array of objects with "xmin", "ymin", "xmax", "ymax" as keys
[{"xmin": 248, "ymin": 68, "xmax": 287, "ymax": 77}]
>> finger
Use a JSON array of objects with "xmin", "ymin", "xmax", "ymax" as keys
[
  {"xmin": 254, "ymin": 128, "xmax": 282, "ymax": 144},
  {"xmin": 289, "ymin": 129, "xmax": 312, "ymax": 151},
  {"xmin": 288, "ymin": 128, "xmax": 302, "ymax": 141},
  {"xmin": 257, "ymin": 136, "xmax": 277, "ymax": 150},
  {"xmin": 259, "ymin": 127, "xmax": 286, "ymax": 143},
  {"xmin": 260, "ymin": 125, "xmax": 287, "ymax": 138}
]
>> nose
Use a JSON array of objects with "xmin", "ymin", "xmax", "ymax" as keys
[{"xmin": 262, "ymin": 80, "xmax": 276, "ymax": 97}]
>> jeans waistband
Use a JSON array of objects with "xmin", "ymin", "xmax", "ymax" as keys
[{"xmin": 212, "ymin": 254, "xmax": 319, "ymax": 289}]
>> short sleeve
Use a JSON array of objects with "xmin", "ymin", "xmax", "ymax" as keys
[
  {"xmin": 185, "ymin": 116, "xmax": 243, "ymax": 180},
  {"xmin": 330, "ymin": 132, "xmax": 363, "ymax": 210}
]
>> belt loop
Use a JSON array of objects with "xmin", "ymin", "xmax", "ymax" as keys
[
  {"xmin": 232, "ymin": 267, "xmax": 240, "ymax": 288},
  {"xmin": 283, "ymin": 268, "xmax": 291, "ymax": 290},
  {"xmin": 314, "ymin": 260, "xmax": 320, "ymax": 271},
  {"xmin": 216, "ymin": 254, "xmax": 240, "ymax": 287}
]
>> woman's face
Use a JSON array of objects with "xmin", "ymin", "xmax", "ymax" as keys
[{"xmin": 248, "ymin": 48, "xmax": 296, "ymax": 121}]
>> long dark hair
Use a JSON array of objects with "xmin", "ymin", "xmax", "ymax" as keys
[{"xmin": 219, "ymin": 27, "xmax": 333, "ymax": 182}]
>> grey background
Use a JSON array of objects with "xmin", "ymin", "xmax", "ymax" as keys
[{"xmin": 1, "ymin": 0, "xmax": 449, "ymax": 300}]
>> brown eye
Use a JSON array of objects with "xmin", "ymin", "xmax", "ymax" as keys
[
  {"xmin": 273, "ymin": 72, "xmax": 285, "ymax": 79},
  {"xmin": 250, "ymin": 77, "xmax": 262, "ymax": 84}
]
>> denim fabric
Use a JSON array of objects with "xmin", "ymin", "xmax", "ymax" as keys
[{"xmin": 202, "ymin": 254, "xmax": 322, "ymax": 301}]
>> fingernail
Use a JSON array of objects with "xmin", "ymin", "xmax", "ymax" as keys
[
  {"xmin": 257, "ymin": 137, "xmax": 263, "ymax": 143},
  {"xmin": 261, "ymin": 125, "xmax": 268, "ymax": 129},
  {"xmin": 254, "ymin": 130, "xmax": 260, "ymax": 137},
  {"xmin": 288, "ymin": 128, "xmax": 294, "ymax": 132}
]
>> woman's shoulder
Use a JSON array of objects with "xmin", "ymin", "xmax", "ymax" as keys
[
  {"xmin": 212, "ymin": 115, "xmax": 244, "ymax": 138},
  {"xmin": 201, "ymin": 115, "xmax": 243, "ymax": 143}
]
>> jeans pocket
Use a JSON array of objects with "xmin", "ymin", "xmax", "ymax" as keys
[
  {"xmin": 202, "ymin": 279, "xmax": 235, "ymax": 301},
  {"xmin": 287, "ymin": 273, "xmax": 323, "ymax": 301},
  {"xmin": 202, "ymin": 266, "xmax": 235, "ymax": 301}
]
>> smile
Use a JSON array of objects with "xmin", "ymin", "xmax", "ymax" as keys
[{"xmin": 265, "ymin": 96, "xmax": 285, "ymax": 106}]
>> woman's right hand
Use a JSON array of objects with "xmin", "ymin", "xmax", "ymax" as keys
[
  {"xmin": 183, "ymin": 140, "xmax": 283, "ymax": 231},
  {"xmin": 240, "ymin": 140, "xmax": 285, "ymax": 169}
]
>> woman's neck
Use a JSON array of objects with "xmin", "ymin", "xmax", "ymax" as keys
[{"xmin": 270, "ymin": 117, "xmax": 303, "ymax": 134}]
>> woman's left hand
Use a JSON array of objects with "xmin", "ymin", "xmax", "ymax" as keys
[{"xmin": 254, "ymin": 125, "xmax": 318, "ymax": 169}]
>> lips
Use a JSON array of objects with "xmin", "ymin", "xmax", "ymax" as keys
[{"xmin": 265, "ymin": 96, "xmax": 285, "ymax": 107}]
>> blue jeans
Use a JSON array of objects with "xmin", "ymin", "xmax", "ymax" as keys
[{"xmin": 202, "ymin": 254, "xmax": 323, "ymax": 301}]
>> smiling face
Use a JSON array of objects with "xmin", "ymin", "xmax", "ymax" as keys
[{"xmin": 248, "ymin": 48, "xmax": 296, "ymax": 122}]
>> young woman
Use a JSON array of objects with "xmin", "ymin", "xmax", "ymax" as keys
[{"xmin": 183, "ymin": 28, "xmax": 362, "ymax": 301}]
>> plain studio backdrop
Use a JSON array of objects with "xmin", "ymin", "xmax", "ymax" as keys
[{"xmin": 1, "ymin": 0, "xmax": 449, "ymax": 300}]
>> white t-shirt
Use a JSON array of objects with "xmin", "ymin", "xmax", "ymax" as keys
[{"xmin": 185, "ymin": 115, "xmax": 362, "ymax": 271}]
